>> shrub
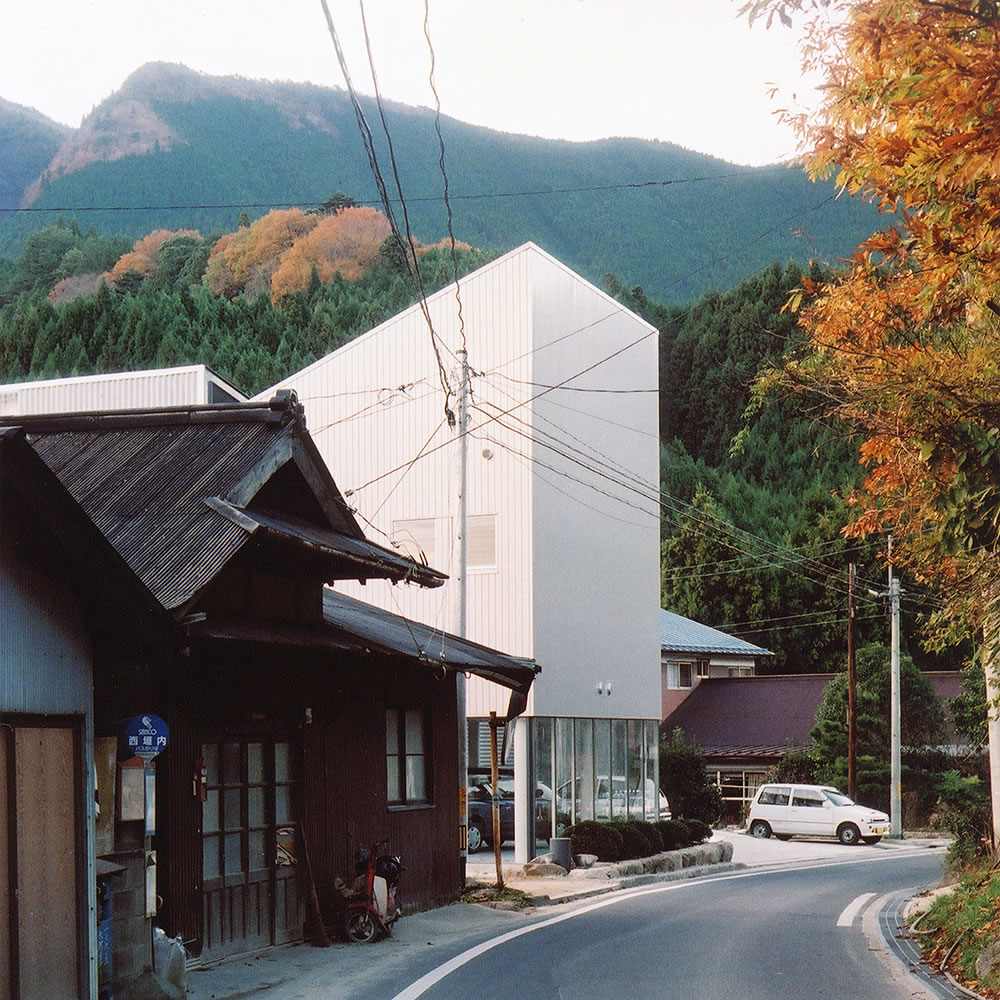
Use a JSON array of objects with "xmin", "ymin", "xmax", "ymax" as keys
[
  {"xmin": 610, "ymin": 820, "xmax": 655, "ymax": 859},
  {"xmin": 629, "ymin": 820, "xmax": 664, "ymax": 853},
  {"xmin": 934, "ymin": 771, "xmax": 992, "ymax": 867},
  {"xmin": 655, "ymin": 819, "xmax": 692, "ymax": 851},
  {"xmin": 566, "ymin": 821, "xmax": 623, "ymax": 862},
  {"xmin": 767, "ymin": 749, "xmax": 818, "ymax": 786},
  {"xmin": 660, "ymin": 729, "xmax": 723, "ymax": 824},
  {"xmin": 683, "ymin": 818, "xmax": 712, "ymax": 843}
]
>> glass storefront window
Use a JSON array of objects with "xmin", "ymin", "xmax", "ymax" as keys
[
  {"xmin": 627, "ymin": 720, "xmax": 644, "ymax": 819},
  {"xmin": 594, "ymin": 720, "xmax": 611, "ymax": 822},
  {"xmin": 574, "ymin": 720, "xmax": 595, "ymax": 822},
  {"xmin": 611, "ymin": 720, "xmax": 627, "ymax": 821},
  {"xmin": 532, "ymin": 718, "xmax": 553, "ymax": 848},
  {"xmin": 555, "ymin": 718, "xmax": 573, "ymax": 835},
  {"xmin": 645, "ymin": 721, "xmax": 660, "ymax": 820}
]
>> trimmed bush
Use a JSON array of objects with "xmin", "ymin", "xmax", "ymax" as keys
[
  {"xmin": 683, "ymin": 818, "xmax": 712, "ymax": 844},
  {"xmin": 655, "ymin": 819, "xmax": 692, "ymax": 851},
  {"xmin": 566, "ymin": 821, "xmax": 624, "ymax": 862},
  {"xmin": 611, "ymin": 820, "xmax": 655, "ymax": 860},
  {"xmin": 630, "ymin": 820, "xmax": 664, "ymax": 853}
]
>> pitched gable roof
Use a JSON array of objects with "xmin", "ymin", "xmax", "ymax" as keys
[
  {"xmin": 12, "ymin": 393, "xmax": 443, "ymax": 611},
  {"xmin": 664, "ymin": 674, "xmax": 835, "ymax": 757},
  {"xmin": 659, "ymin": 609, "xmax": 773, "ymax": 657}
]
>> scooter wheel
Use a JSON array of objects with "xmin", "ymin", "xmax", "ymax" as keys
[{"xmin": 347, "ymin": 910, "xmax": 379, "ymax": 943}]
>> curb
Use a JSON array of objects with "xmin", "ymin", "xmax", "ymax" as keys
[{"xmin": 520, "ymin": 861, "xmax": 746, "ymax": 907}]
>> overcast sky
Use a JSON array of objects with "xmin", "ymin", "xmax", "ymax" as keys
[{"xmin": 4, "ymin": 0, "xmax": 814, "ymax": 166}]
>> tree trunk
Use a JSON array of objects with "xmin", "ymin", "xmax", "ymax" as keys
[{"xmin": 985, "ymin": 581, "xmax": 1000, "ymax": 855}]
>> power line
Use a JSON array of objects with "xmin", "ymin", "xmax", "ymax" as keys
[
  {"xmin": 320, "ymin": 0, "xmax": 455, "ymax": 423},
  {"xmin": 729, "ymin": 614, "xmax": 883, "ymax": 637},
  {"xmin": 344, "ymin": 329, "xmax": 657, "ymax": 496},
  {"xmin": 422, "ymin": 0, "xmax": 468, "ymax": 356},
  {"xmin": 489, "ymin": 370, "xmax": 658, "ymax": 393},
  {"xmin": 470, "ymin": 400, "xmax": 880, "ymax": 607},
  {"xmin": 0, "ymin": 168, "xmax": 798, "ymax": 216}
]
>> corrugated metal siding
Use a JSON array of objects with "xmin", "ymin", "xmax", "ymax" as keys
[
  {"xmin": 0, "ymin": 531, "xmax": 92, "ymax": 715},
  {"xmin": 264, "ymin": 246, "xmax": 537, "ymax": 717},
  {"xmin": 0, "ymin": 366, "xmax": 208, "ymax": 415}
]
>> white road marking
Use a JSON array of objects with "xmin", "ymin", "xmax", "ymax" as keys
[
  {"xmin": 391, "ymin": 849, "xmax": 942, "ymax": 1000},
  {"xmin": 836, "ymin": 892, "xmax": 877, "ymax": 927}
]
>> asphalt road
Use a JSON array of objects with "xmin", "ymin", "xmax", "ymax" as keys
[{"xmin": 371, "ymin": 851, "xmax": 946, "ymax": 1000}]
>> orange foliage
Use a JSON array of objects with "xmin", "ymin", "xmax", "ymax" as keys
[
  {"xmin": 204, "ymin": 209, "xmax": 318, "ymax": 298},
  {"xmin": 270, "ymin": 206, "xmax": 391, "ymax": 300},
  {"xmin": 109, "ymin": 228, "xmax": 200, "ymax": 282},
  {"xmin": 746, "ymin": 0, "xmax": 1000, "ymax": 627}
]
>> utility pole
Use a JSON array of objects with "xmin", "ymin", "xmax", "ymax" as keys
[
  {"xmin": 453, "ymin": 349, "xmax": 470, "ymax": 885},
  {"xmin": 847, "ymin": 562, "xmax": 857, "ymax": 802},
  {"xmin": 888, "ymin": 536, "xmax": 903, "ymax": 839},
  {"xmin": 489, "ymin": 711, "xmax": 504, "ymax": 889}
]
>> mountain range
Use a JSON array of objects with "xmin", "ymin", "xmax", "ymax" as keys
[{"xmin": 1, "ymin": 62, "xmax": 885, "ymax": 300}]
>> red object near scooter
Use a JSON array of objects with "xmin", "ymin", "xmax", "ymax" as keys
[{"xmin": 344, "ymin": 839, "xmax": 404, "ymax": 943}]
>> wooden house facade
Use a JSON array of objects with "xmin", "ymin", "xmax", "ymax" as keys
[{"xmin": 5, "ymin": 394, "xmax": 535, "ymax": 986}]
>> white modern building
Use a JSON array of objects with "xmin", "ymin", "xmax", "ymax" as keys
[
  {"xmin": 0, "ymin": 364, "xmax": 244, "ymax": 416},
  {"xmin": 263, "ymin": 243, "xmax": 662, "ymax": 860}
]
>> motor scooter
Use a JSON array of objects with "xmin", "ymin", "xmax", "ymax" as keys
[{"xmin": 340, "ymin": 839, "xmax": 404, "ymax": 943}]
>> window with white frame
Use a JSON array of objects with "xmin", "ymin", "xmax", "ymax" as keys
[
  {"xmin": 392, "ymin": 518, "xmax": 437, "ymax": 566},
  {"xmin": 666, "ymin": 661, "xmax": 693, "ymax": 689},
  {"xmin": 696, "ymin": 659, "xmax": 710, "ymax": 678},
  {"xmin": 728, "ymin": 664, "xmax": 754, "ymax": 678},
  {"xmin": 467, "ymin": 514, "xmax": 497, "ymax": 571}
]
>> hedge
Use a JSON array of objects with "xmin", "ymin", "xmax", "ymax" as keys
[{"xmin": 565, "ymin": 821, "xmax": 624, "ymax": 862}]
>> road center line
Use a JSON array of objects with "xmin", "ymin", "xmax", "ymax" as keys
[
  {"xmin": 836, "ymin": 892, "xmax": 877, "ymax": 927},
  {"xmin": 391, "ymin": 849, "xmax": 942, "ymax": 1000}
]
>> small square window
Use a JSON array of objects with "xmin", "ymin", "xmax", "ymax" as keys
[
  {"xmin": 468, "ymin": 514, "xmax": 497, "ymax": 570},
  {"xmin": 666, "ymin": 661, "xmax": 693, "ymax": 689}
]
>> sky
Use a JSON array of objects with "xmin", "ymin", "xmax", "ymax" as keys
[{"xmin": 3, "ymin": 0, "xmax": 816, "ymax": 166}]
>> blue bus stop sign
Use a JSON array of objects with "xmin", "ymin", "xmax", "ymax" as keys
[{"xmin": 122, "ymin": 714, "xmax": 169, "ymax": 760}]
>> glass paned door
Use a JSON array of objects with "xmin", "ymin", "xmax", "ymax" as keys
[{"xmin": 200, "ymin": 738, "xmax": 302, "ymax": 960}]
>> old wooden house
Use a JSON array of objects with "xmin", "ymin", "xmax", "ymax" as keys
[{"xmin": 4, "ymin": 392, "xmax": 535, "ymax": 992}]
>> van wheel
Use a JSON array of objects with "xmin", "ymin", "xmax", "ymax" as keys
[
  {"xmin": 749, "ymin": 820, "xmax": 771, "ymax": 839},
  {"xmin": 837, "ymin": 823, "xmax": 861, "ymax": 846}
]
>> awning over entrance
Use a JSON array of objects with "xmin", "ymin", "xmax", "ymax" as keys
[{"xmin": 321, "ymin": 589, "xmax": 538, "ymax": 717}]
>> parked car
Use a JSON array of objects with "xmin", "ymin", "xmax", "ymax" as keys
[
  {"xmin": 467, "ymin": 780, "xmax": 554, "ymax": 852},
  {"xmin": 555, "ymin": 775, "xmax": 670, "ymax": 822},
  {"xmin": 746, "ymin": 783, "xmax": 890, "ymax": 845}
]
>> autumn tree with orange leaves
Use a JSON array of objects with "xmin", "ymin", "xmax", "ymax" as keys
[
  {"xmin": 109, "ymin": 228, "xmax": 201, "ymax": 284},
  {"xmin": 270, "ymin": 206, "xmax": 391, "ymax": 300},
  {"xmin": 744, "ymin": 0, "xmax": 1000, "ymax": 845}
]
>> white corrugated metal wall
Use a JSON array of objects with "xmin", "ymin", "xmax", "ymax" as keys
[
  {"xmin": 0, "ymin": 365, "xmax": 237, "ymax": 415},
  {"xmin": 266, "ymin": 243, "xmax": 661, "ymax": 721},
  {"xmin": 266, "ymin": 246, "xmax": 537, "ymax": 716}
]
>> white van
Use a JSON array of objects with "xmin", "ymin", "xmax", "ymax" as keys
[{"xmin": 746, "ymin": 784, "xmax": 890, "ymax": 845}]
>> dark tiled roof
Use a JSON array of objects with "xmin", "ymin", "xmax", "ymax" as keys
[
  {"xmin": 205, "ymin": 499, "xmax": 447, "ymax": 588},
  {"xmin": 660, "ymin": 609, "xmax": 773, "ymax": 657},
  {"xmin": 28, "ymin": 417, "xmax": 281, "ymax": 610},
  {"xmin": 663, "ymin": 674, "xmax": 835, "ymax": 755},
  {"xmin": 665, "ymin": 671, "xmax": 966, "ymax": 759},
  {"xmin": 15, "ymin": 396, "xmax": 444, "ymax": 612},
  {"xmin": 322, "ymin": 589, "xmax": 538, "ymax": 701}
]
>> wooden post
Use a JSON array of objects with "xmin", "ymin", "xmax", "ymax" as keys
[
  {"xmin": 489, "ymin": 711, "xmax": 504, "ymax": 890},
  {"xmin": 847, "ymin": 562, "xmax": 857, "ymax": 801}
]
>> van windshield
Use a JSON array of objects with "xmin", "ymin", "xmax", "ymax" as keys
[{"xmin": 823, "ymin": 789, "xmax": 854, "ymax": 807}]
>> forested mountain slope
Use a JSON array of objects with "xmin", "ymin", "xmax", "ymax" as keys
[
  {"xmin": 0, "ymin": 98, "xmax": 70, "ymax": 211},
  {"xmin": 1, "ymin": 62, "xmax": 884, "ymax": 301}
]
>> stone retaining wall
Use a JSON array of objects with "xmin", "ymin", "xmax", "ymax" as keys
[{"xmin": 576, "ymin": 840, "xmax": 734, "ymax": 880}]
